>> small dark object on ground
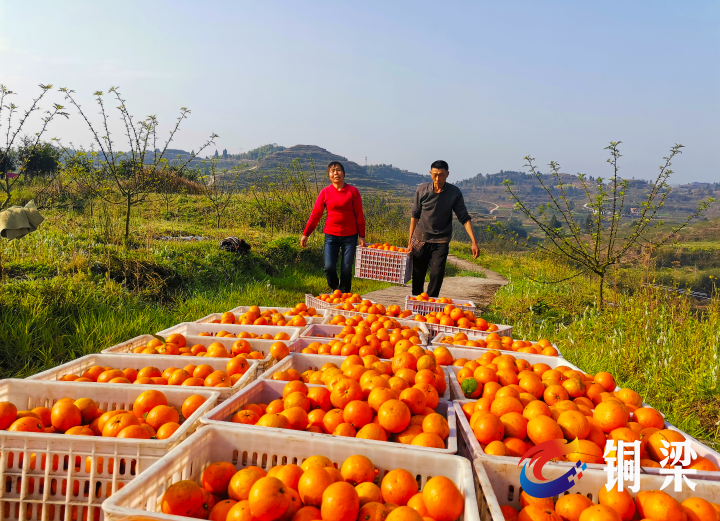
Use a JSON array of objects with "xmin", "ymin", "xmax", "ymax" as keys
[{"xmin": 220, "ymin": 237, "xmax": 251, "ymax": 254}]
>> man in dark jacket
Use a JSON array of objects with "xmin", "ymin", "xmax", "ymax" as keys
[{"xmin": 407, "ymin": 160, "xmax": 479, "ymax": 297}]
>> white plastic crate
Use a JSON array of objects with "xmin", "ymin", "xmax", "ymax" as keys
[
  {"xmin": 475, "ymin": 457, "xmax": 720, "ymax": 521},
  {"xmin": 432, "ymin": 334, "xmax": 560, "ymax": 354},
  {"xmin": 455, "ymin": 400, "xmax": 720, "ymax": 484},
  {"xmin": 432, "ymin": 344, "xmax": 564, "ymax": 363},
  {"xmin": 426, "ymin": 321, "xmax": 513, "ymax": 339},
  {"xmin": 0, "ymin": 379, "xmax": 219, "ymax": 521},
  {"xmin": 445, "ymin": 356, "xmax": 584, "ymax": 400},
  {"xmin": 102, "ymin": 424, "xmax": 479, "ymax": 521},
  {"xmin": 26, "ymin": 353, "xmax": 258, "ymax": 403},
  {"xmin": 155, "ymin": 322, "xmax": 302, "ymax": 342},
  {"xmin": 196, "ymin": 309, "xmax": 327, "ymax": 326},
  {"xmin": 321, "ymin": 314, "xmax": 431, "ymax": 337},
  {"xmin": 305, "ymin": 294, "xmax": 339, "ymax": 310},
  {"xmin": 301, "ymin": 323, "xmax": 429, "ymax": 346},
  {"xmin": 405, "ymin": 296, "xmax": 476, "ymax": 315},
  {"xmin": 320, "ymin": 307, "xmax": 414, "ymax": 321},
  {"xmin": 258, "ymin": 353, "xmax": 451, "ymax": 402},
  {"xmin": 102, "ymin": 335, "xmax": 279, "ymax": 372},
  {"xmin": 200, "ymin": 379, "xmax": 457, "ymax": 454},
  {"xmin": 100, "ymin": 334, "xmax": 158, "ymax": 355},
  {"xmin": 354, "ymin": 245, "xmax": 412, "ymax": 284}
]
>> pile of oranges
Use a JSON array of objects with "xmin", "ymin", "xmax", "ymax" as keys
[
  {"xmin": 408, "ymin": 293, "xmax": 463, "ymax": 305},
  {"xmin": 278, "ymin": 339, "xmax": 448, "ymax": 395},
  {"xmin": 56, "ymin": 358, "xmax": 252, "ymax": 388},
  {"xmin": 197, "ymin": 330, "xmax": 294, "ymax": 340},
  {"xmin": 230, "ymin": 376, "xmax": 449, "ymax": 448},
  {"xmin": 455, "ymin": 351, "xmax": 719, "ymax": 472},
  {"xmin": 130, "ymin": 334, "xmax": 285, "ymax": 362},
  {"xmin": 366, "ymin": 242, "xmax": 410, "ymax": 253},
  {"xmin": 205, "ymin": 304, "xmax": 318, "ymax": 328},
  {"xmin": 161, "ymin": 454, "xmax": 464, "ymax": 521},
  {"xmin": 253, "ymin": 350, "xmax": 450, "ymax": 446},
  {"xmin": 0, "ymin": 390, "xmax": 206, "ymax": 440},
  {"xmin": 330, "ymin": 304, "xmax": 413, "ymax": 318},
  {"xmin": 314, "ymin": 290, "xmax": 364, "ymax": 306},
  {"xmin": 502, "ymin": 487, "xmax": 719, "ymax": 521},
  {"xmin": 435, "ymin": 332, "xmax": 559, "ymax": 357},
  {"xmin": 411, "ymin": 304, "xmax": 498, "ymax": 332}
]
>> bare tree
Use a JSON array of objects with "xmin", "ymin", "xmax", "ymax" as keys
[
  {"xmin": 198, "ymin": 159, "xmax": 241, "ymax": 229},
  {"xmin": 498, "ymin": 142, "xmax": 715, "ymax": 308},
  {"xmin": 60, "ymin": 87, "xmax": 217, "ymax": 240},
  {"xmin": 0, "ymin": 84, "xmax": 68, "ymax": 209}
]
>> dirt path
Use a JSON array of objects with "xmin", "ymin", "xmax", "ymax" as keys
[{"xmin": 361, "ymin": 255, "xmax": 507, "ymax": 310}]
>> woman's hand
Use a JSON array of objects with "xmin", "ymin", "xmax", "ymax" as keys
[
  {"xmin": 359, "ymin": 237, "xmax": 366, "ymax": 248},
  {"xmin": 300, "ymin": 235, "xmax": 309, "ymax": 248}
]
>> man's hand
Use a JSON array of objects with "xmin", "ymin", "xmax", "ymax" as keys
[
  {"xmin": 407, "ymin": 240, "xmax": 413, "ymax": 253},
  {"xmin": 300, "ymin": 235, "xmax": 309, "ymax": 248},
  {"xmin": 359, "ymin": 237, "xmax": 366, "ymax": 248},
  {"xmin": 471, "ymin": 241, "xmax": 479, "ymax": 259}
]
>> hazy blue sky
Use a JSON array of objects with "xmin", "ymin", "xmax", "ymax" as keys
[{"xmin": 2, "ymin": 1, "xmax": 719, "ymax": 182}]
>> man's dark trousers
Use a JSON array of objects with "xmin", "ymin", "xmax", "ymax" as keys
[{"xmin": 411, "ymin": 242, "xmax": 450, "ymax": 297}]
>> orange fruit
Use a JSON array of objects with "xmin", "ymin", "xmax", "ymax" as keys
[
  {"xmin": 202, "ymin": 461, "xmax": 237, "ymax": 494},
  {"xmin": 156, "ymin": 422, "xmax": 181, "ymax": 439},
  {"xmin": 103, "ymin": 412, "xmax": 140, "ymax": 437},
  {"xmin": 526, "ymin": 416, "xmax": 563, "ymax": 445},
  {"xmin": 554, "ymin": 494, "xmax": 593, "ymax": 521},
  {"xmin": 358, "ymin": 503, "xmax": 389, "ymax": 521},
  {"xmin": 292, "ymin": 506, "xmax": 322, "ymax": 521},
  {"xmin": 210, "ymin": 499, "xmax": 239, "ymax": 521},
  {"xmin": 340, "ymin": 455, "xmax": 375, "ymax": 485},
  {"xmin": 133, "ymin": 390, "xmax": 167, "ymax": 418},
  {"xmin": 50, "ymin": 401, "xmax": 82, "ymax": 432},
  {"xmin": 146, "ymin": 405, "xmax": 180, "ymax": 430},
  {"xmin": 356, "ymin": 423, "xmax": 388, "ymax": 441},
  {"xmin": 74, "ymin": 398, "xmax": 99, "ymax": 424},
  {"xmin": 272, "ymin": 464, "xmax": 305, "ymax": 491},
  {"xmin": 593, "ymin": 401, "xmax": 629, "ymax": 433},
  {"xmin": 385, "ymin": 506, "xmax": 422, "ymax": 521},
  {"xmin": 635, "ymin": 490, "xmax": 683, "ymax": 521},
  {"xmin": 377, "ymin": 400, "xmax": 411, "ymax": 434},
  {"xmin": 410, "ymin": 433, "xmax": 444, "ymax": 448},
  {"xmin": 161, "ymin": 480, "xmax": 204, "ymax": 516},
  {"xmin": 681, "ymin": 497, "xmax": 718, "ymax": 521},
  {"xmin": 356, "ymin": 482, "xmax": 383, "ymax": 507},
  {"xmin": 271, "ymin": 342, "xmax": 290, "ymax": 361},
  {"xmin": 321, "ymin": 481, "xmax": 360, "ymax": 521},
  {"xmin": 472, "ymin": 412, "xmax": 504, "ymax": 445},
  {"xmin": 421, "ymin": 476, "xmax": 463, "ymax": 521},
  {"xmin": 594, "ymin": 372, "xmax": 616, "ymax": 392},
  {"xmin": 248, "ymin": 476, "xmax": 290, "ymax": 521},
  {"xmin": 298, "ymin": 468, "xmax": 335, "ymax": 507},
  {"xmin": 575, "ymin": 504, "xmax": 620, "ymax": 520},
  {"xmin": 380, "ymin": 469, "xmax": 418, "ymax": 506},
  {"xmin": 116, "ymin": 425, "xmax": 151, "ymax": 439},
  {"xmin": 8, "ymin": 417, "xmax": 44, "ymax": 432},
  {"xmin": 229, "ymin": 468, "xmax": 266, "ymax": 501},
  {"xmin": 182, "ymin": 395, "xmax": 207, "ymax": 419}
]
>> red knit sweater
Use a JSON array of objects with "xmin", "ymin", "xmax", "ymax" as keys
[{"xmin": 303, "ymin": 184, "xmax": 366, "ymax": 237}]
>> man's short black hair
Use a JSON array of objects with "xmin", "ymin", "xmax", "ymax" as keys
[
  {"xmin": 327, "ymin": 161, "xmax": 345, "ymax": 174},
  {"xmin": 430, "ymin": 160, "xmax": 449, "ymax": 171}
]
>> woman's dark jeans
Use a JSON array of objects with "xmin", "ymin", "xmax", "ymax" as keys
[{"xmin": 324, "ymin": 233, "xmax": 357, "ymax": 293}]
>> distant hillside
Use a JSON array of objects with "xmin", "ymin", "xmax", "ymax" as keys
[{"xmin": 255, "ymin": 145, "xmax": 430, "ymax": 191}]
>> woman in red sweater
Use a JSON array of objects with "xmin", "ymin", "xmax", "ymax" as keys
[{"xmin": 300, "ymin": 161, "xmax": 366, "ymax": 293}]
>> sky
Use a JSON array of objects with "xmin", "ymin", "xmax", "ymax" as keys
[{"xmin": 1, "ymin": 0, "xmax": 719, "ymax": 182}]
